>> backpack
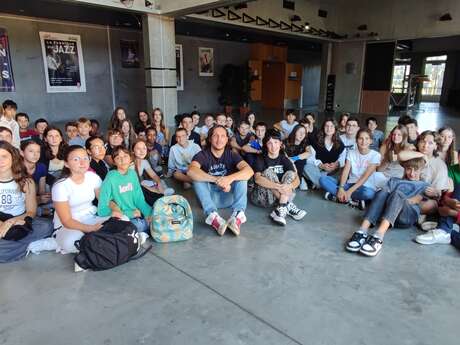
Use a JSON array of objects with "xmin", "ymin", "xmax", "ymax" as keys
[
  {"xmin": 150, "ymin": 195, "xmax": 193, "ymax": 243},
  {"xmin": 74, "ymin": 219, "xmax": 151, "ymax": 271}
]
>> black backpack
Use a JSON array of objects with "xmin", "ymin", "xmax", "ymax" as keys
[{"xmin": 74, "ymin": 218, "xmax": 151, "ymax": 271}]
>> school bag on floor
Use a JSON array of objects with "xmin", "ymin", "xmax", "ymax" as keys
[
  {"xmin": 150, "ymin": 195, "xmax": 193, "ymax": 243},
  {"xmin": 74, "ymin": 218, "xmax": 151, "ymax": 271}
]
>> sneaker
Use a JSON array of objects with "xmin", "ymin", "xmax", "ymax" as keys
[
  {"xmin": 183, "ymin": 182, "xmax": 192, "ymax": 190},
  {"xmin": 138, "ymin": 232, "xmax": 149, "ymax": 246},
  {"xmin": 227, "ymin": 211, "xmax": 247, "ymax": 236},
  {"xmin": 270, "ymin": 205, "xmax": 288, "ymax": 226},
  {"xmin": 324, "ymin": 192, "xmax": 336, "ymax": 202},
  {"xmin": 205, "ymin": 211, "xmax": 227, "ymax": 236},
  {"xmin": 346, "ymin": 231, "xmax": 368, "ymax": 252},
  {"xmin": 74, "ymin": 262, "xmax": 87, "ymax": 273},
  {"xmin": 299, "ymin": 177, "xmax": 309, "ymax": 191},
  {"xmin": 26, "ymin": 237, "xmax": 58, "ymax": 255},
  {"xmin": 349, "ymin": 199, "xmax": 366, "ymax": 210},
  {"xmin": 360, "ymin": 235, "xmax": 383, "ymax": 257},
  {"xmin": 286, "ymin": 202, "xmax": 306, "ymax": 220},
  {"xmin": 415, "ymin": 229, "xmax": 451, "ymax": 245}
]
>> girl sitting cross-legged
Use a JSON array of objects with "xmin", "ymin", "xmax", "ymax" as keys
[{"xmin": 319, "ymin": 129, "xmax": 380, "ymax": 209}]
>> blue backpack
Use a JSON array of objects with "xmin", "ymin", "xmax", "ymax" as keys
[{"xmin": 150, "ymin": 195, "xmax": 193, "ymax": 242}]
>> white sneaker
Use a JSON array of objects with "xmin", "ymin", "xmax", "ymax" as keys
[
  {"xmin": 227, "ymin": 211, "xmax": 247, "ymax": 236},
  {"xmin": 205, "ymin": 211, "xmax": 227, "ymax": 236},
  {"xmin": 26, "ymin": 237, "xmax": 58, "ymax": 255},
  {"xmin": 74, "ymin": 262, "xmax": 86, "ymax": 273},
  {"xmin": 138, "ymin": 232, "xmax": 149, "ymax": 246},
  {"xmin": 299, "ymin": 177, "xmax": 309, "ymax": 191},
  {"xmin": 415, "ymin": 229, "xmax": 451, "ymax": 245},
  {"xmin": 270, "ymin": 205, "xmax": 288, "ymax": 226}
]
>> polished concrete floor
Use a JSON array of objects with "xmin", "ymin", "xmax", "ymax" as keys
[{"xmin": 1, "ymin": 102, "xmax": 459, "ymax": 345}]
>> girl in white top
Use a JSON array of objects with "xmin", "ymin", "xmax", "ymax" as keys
[
  {"xmin": 319, "ymin": 129, "xmax": 380, "ymax": 204},
  {"xmin": 52, "ymin": 145, "xmax": 108, "ymax": 254},
  {"xmin": 437, "ymin": 127, "xmax": 458, "ymax": 166},
  {"xmin": 274, "ymin": 109, "xmax": 299, "ymax": 140},
  {"xmin": 0, "ymin": 141, "xmax": 54, "ymax": 263}
]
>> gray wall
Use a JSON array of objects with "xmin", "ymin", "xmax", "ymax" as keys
[
  {"xmin": 175, "ymin": 35, "xmax": 251, "ymax": 114},
  {"xmin": 330, "ymin": 41, "xmax": 366, "ymax": 113},
  {"xmin": 0, "ymin": 15, "xmax": 144, "ymax": 128}
]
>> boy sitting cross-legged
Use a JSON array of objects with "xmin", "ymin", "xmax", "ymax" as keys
[{"xmin": 346, "ymin": 157, "xmax": 428, "ymax": 256}]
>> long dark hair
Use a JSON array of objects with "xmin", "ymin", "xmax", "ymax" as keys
[
  {"xmin": 55, "ymin": 145, "xmax": 88, "ymax": 183},
  {"xmin": 205, "ymin": 125, "xmax": 230, "ymax": 150},
  {"xmin": 438, "ymin": 126, "xmax": 457, "ymax": 165},
  {"xmin": 43, "ymin": 126, "xmax": 68, "ymax": 161},
  {"xmin": 286, "ymin": 124, "xmax": 308, "ymax": 147},
  {"xmin": 0, "ymin": 141, "xmax": 29, "ymax": 192},
  {"xmin": 109, "ymin": 106, "xmax": 127, "ymax": 130},
  {"xmin": 316, "ymin": 118, "xmax": 342, "ymax": 149}
]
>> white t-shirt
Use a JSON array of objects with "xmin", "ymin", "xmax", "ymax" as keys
[
  {"xmin": 0, "ymin": 179, "xmax": 26, "ymax": 216},
  {"xmin": 347, "ymin": 149, "xmax": 381, "ymax": 187},
  {"xmin": 279, "ymin": 120, "xmax": 298, "ymax": 139},
  {"xmin": 421, "ymin": 156, "xmax": 450, "ymax": 192},
  {"xmin": 52, "ymin": 171, "xmax": 102, "ymax": 228}
]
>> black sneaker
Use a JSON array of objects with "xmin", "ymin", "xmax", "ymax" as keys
[
  {"xmin": 348, "ymin": 199, "xmax": 366, "ymax": 210},
  {"xmin": 270, "ymin": 205, "xmax": 288, "ymax": 226},
  {"xmin": 346, "ymin": 231, "xmax": 367, "ymax": 252},
  {"xmin": 360, "ymin": 235, "xmax": 383, "ymax": 257},
  {"xmin": 286, "ymin": 202, "xmax": 307, "ymax": 220},
  {"xmin": 324, "ymin": 192, "xmax": 336, "ymax": 202}
]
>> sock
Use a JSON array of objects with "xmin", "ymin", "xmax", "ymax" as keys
[
  {"xmin": 357, "ymin": 228, "xmax": 368, "ymax": 235},
  {"xmin": 373, "ymin": 232, "xmax": 384, "ymax": 240}
]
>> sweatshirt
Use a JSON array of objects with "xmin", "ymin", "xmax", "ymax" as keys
[
  {"xmin": 0, "ymin": 116, "xmax": 20, "ymax": 148},
  {"xmin": 168, "ymin": 140, "xmax": 201, "ymax": 173},
  {"xmin": 98, "ymin": 169, "xmax": 151, "ymax": 219}
]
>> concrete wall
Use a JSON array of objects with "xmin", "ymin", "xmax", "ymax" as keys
[
  {"xmin": 175, "ymin": 35, "xmax": 251, "ymax": 114},
  {"xmin": 330, "ymin": 41, "xmax": 366, "ymax": 113},
  {"xmin": 338, "ymin": 0, "xmax": 460, "ymax": 40},
  {"xmin": 0, "ymin": 14, "xmax": 144, "ymax": 127}
]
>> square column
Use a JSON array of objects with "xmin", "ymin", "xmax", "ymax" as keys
[{"xmin": 142, "ymin": 14, "xmax": 178, "ymax": 127}]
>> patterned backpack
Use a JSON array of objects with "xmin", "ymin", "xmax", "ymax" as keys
[{"xmin": 150, "ymin": 195, "xmax": 193, "ymax": 242}]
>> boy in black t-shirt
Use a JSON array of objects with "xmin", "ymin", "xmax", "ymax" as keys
[
  {"xmin": 251, "ymin": 129, "xmax": 306, "ymax": 226},
  {"xmin": 188, "ymin": 125, "xmax": 254, "ymax": 236},
  {"xmin": 231, "ymin": 120, "xmax": 253, "ymax": 157}
]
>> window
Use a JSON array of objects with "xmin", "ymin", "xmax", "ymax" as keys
[
  {"xmin": 422, "ymin": 55, "xmax": 447, "ymax": 96},
  {"xmin": 391, "ymin": 64, "xmax": 411, "ymax": 93}
]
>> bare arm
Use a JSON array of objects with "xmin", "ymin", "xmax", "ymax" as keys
[
  {"xmin": 10, "ymin": 180, "xmax": 37, "ymax": 223},
  {"xmin": 187, "ymin": 161, "xmax": 218, "ymax": 183},
  {"xmin": 242, "ymin": 143, "xmax": 260, "ymax": 154},
  {"xmin": 54, "ymin": 201, "xmax": 101, "ymax": 232},
  {"xmin": 398, "ymin": 150, "xmax": 424, "ymax": 162},
  {"xmin": 346, "ymin": 163, "xmax": 378, "ymax": 195}
]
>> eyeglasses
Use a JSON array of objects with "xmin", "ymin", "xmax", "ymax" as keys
[{"xmin": 70, "ymin": 156, "xmax": 90, "ymax": 163}]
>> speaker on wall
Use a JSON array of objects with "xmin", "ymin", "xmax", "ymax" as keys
[{"xmin": 346, "ymin": 62, "xmax": 356, "ymax": 75}]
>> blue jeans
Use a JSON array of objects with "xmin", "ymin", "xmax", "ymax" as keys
[
  {"xmin": 438, "ymin": 184, "xmax": 460, "ymax": 234},
  {"xmin": 364, "ymin": 189, "xmax": 419, "ymax": 228},
  {"xmin": 130, "ymin": 217, "xmax": 149, "ymax": 233},
  {"xmin": 193, "ymin": 180, "xmax": 248, "ymax": 216},
  {"xmin": 319, "ymin": 175, "xmax": 376, "ymax": 201}
]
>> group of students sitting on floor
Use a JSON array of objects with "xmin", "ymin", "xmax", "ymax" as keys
[{"xmin": 0, "ymin": 99, "xmax": 459, "ymax": 263}]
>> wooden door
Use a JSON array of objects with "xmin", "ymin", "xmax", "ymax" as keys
[{"xmin": 262, "ymin": 61, "xmax": 285, "ymax": 109}]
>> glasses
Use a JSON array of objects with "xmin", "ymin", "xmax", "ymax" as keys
[{"xmin": 70, "ymin": 156, "xmax": 90, "ymax": 163}]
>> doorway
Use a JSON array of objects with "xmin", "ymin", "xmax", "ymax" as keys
[
  {"xmin": 421, "ymin": 55, "xmax": 447, "ymax": 103},
  {"xmin": 262, "ymin": 61, "xmax": 284, "ymax": 109}
]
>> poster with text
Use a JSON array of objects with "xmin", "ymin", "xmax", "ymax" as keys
[
  {"xmin": 39, "ymin": 32, "xmax": 86, "ymax": 93},
  {"xmin": 120, "ymin": 40, "xmax": 140, "ymax": 68},
  {"xmin": 176, "ymin": 44, "xmax": 183, "ymax": 90},
  {"xmin": 198, "ymin": 47, "xmax": 213, "ymax": 77},
  {"xmin": 0, "ymin": 28, "xmax": 15, "ymax": 92}
]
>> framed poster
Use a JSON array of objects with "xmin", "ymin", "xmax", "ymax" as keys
[
  {"xmin": 0, "ymin": 28, "xmax": 15, "ymax": 92},
  {"xmin": 120, "ymin": 40, "xmax": 140, "ymax": 68},
  {"xmin": 198, "ymin": 47, "xmax": 214, "ymax": 77},
  {"xmin": 175, "ymin": 44, "xmax": 184, "ymax": 90},
  {"xmin": 39, "ymin": 32, "xmax": 86, "ymax": 93}
]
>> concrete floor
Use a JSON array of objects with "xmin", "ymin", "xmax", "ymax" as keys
[{"xmin": 1, "ymin": 103, "xmax": 459, "ymax": 345}]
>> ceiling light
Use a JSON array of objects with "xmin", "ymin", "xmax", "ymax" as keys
[{"xmin": 304, "ymin": 22, "xmax": 310, "ymax": 30}]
